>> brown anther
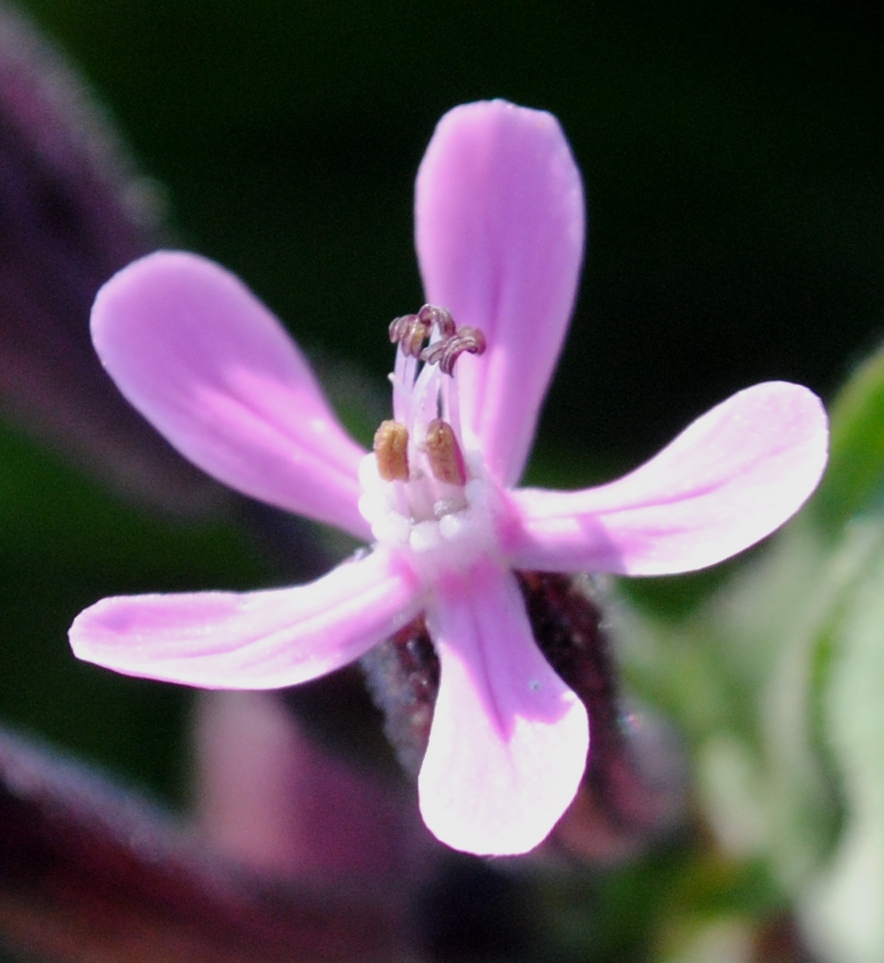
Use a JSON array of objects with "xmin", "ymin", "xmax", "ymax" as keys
[
  {"xmin": 424, "ymin": 419, "xmax": 467, "ymax": 486},
  {"xmin": 388, "ymin": 313, "xmax": 430, "ymax": 358},
  {"xmin": 417, "ymin": 304, "xmax": 455, "ymax": 338},
  {"xmin": 374, "ymin": 420, "xmax": 410, "ymax": 481},
  {"xmin": 389, "ymin": 304, "xmax": 457, "ymax": 358},
  {"xmin": 421, "ymin": 325, "xmax": 487, "ymax": 375}
]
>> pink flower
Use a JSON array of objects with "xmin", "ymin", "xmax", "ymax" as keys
[{"xmin": 69, "ymin": 100, "xmax": 828, "ymax": 856}]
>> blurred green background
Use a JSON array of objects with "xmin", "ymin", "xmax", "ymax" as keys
[{"xmin": 2, "ymin": 0, "xmax": 881, "ymax": 808}]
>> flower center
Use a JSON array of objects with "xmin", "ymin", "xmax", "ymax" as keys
[{"xmin": 357, "ymin": 305, "xmax": 500, "ymax": 583}]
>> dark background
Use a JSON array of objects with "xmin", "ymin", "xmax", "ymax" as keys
[
  {"xmin": 20, "ymin": 0, "xmax": 884, "ymax": 461},
  {"xmin": 2, "ymin": 0, "xmax": 882, "ymax": 800}
]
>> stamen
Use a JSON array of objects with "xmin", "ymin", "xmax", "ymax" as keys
[
  {"xmin": 442, "ymin": 373, "xmax": 463, "ymax": 443},
  {"xmin": 421, "ymin": 326, "xmax": 486, "ymax": 375},
  {"xmin": 425, "ymin": 418, "xmax": 467, "ymax": 486},
  {"xmin": 374, "ymin": 420, "xmax": 410, "ymax": 481}
]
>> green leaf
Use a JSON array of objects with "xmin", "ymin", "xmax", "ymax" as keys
[
  {"xmin": 799, "ymin": 531, "xmax": 884, "ymax": 963},
  {"xmin": 812, "ymin": 348, "xmax": 884, "ymax": 532}
]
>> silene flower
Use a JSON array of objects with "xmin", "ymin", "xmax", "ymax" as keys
[{"xmin": 70, "ymin": 100, "xmax": 828, "ymax": 856}]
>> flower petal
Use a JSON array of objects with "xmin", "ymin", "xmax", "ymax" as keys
[
  {"xmin": 415, "ymin": 100, "xmax": 585, "ymax": 487},
  {"xmin": 69, "ymin": 549, "xmax": 422, "ymax": 689},
  {"xmin": 91, "ymin": 251, "xmax": 370, "ymax": 539},
  {"xmin": 507, "ymin": 382, "xmax": 829, "ymax": 575},
  {"xmin": 418, "ymin": 560, "xmax": 588, "ymax": 856}
]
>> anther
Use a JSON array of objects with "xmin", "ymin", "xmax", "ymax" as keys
[
  {"xmin": 421, "ymin": 326, "xmax": 487, "ymax": 375},
  {"xmin": 389, "ymin": 304, "xmax": 456, "ymax": 358},
  {"xmin": 424, "ymin": 419, "xmax": 467, "ymax": 486},
  {"xmin": 374, "ymin": 420, "xmax": 410, "ymax": 481},
  {"xmin": 417, "ymin": 304, "xmax": 455, "ymax": 339},
  {"xmin": 389, "ymin": 313, "xmax": 430, "ymax": 358}
]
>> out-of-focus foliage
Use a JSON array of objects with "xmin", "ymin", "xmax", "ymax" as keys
[{"xmin": 617, "ymin": 342, "xmax": 884, "ymax": 963}]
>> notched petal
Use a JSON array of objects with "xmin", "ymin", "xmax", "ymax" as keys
[
  {"xmin": 509, "ymin": 382, "xmax": 829, "ymax": 576},
  {"xmin": 91, "ymin": 251, "xmax": 371, "ymax": 538},
  {"xmin": 415, "ymin": 100, "xmax": 585, "ymax": 487},
  {"xmin": 69, "ymin": 549, "xmax": 422, "ymax": 689},
  {"xmin": 418, "ymin": 562, "xmax": 588, "ymax": 856}
]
